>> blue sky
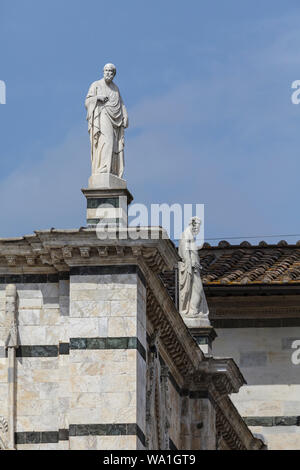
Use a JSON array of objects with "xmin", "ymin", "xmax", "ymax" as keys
[{"xmin": 1, "ymin": 0, "xmax": 300, "ymax": 244}]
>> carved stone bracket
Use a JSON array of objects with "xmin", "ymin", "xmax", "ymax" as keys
[
  {"xmin": 98, "ymin": 247, "xmax": 108, "ymax": 257},
  {"xmin": 50, "ymin": 249, "xmax": 63, "ymax": 263},
  {"xmin": 6, "ymin": 256, "xmax": 16, "ymax": 267},
  {"xmin": 79, "ymin": 247, "xmax": 90, "ymax": 258},
  {"xmin": 62, "ymin": 247, "xmax": 73, "ymax": 259},
  {"xmin": 26, "ymin": 256, "xmax": 36, "ymax": 266}
]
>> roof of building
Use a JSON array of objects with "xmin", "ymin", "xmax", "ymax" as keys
[
  {"xmin": 159, "ymin": 241, "xmax": 300, "ymax": 327},
  {"xmin": 160, "ymin": 241, "xmax": 300, "ymax": 300},
  {"xmin": 200, "ymin": 240, "xmax": 300, "ymax": 285}
]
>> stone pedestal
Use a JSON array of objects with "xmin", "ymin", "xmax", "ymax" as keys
[
  {"xmin": 88, "ymin": 174, "xmax": 127, "ymax": 190},
  {"xmin": 82, "ymin": 175, "xmax": 133, "ymax": 228},
  {"xmin": 186, "ymin": 322, "xmax": 217, "ymax": 356}
]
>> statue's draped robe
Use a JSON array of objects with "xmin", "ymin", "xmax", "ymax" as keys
[
  {"xmin": 178, "ymin": 226, "xmax": 209, "ymax": 317},
  {"xmin": 85, "ymin": 78, "xmax": 128, "ymax": 178}
]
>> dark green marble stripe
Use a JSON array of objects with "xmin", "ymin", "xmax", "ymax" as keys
[
  {"xmin": 0, "ymin": 272, "xmax": 69, "ymax": 284},
  {"xmin": 87, "ymin": 197, "xmax": 120, "ymax": 209},
  {"xmin": 16, "ymin": 346, "xmax": 58, "ymax": 358},
  {"xmin": 70, "ymin": 337, "xmax": 146, "ymax": 361},
  {"xmin": 244, "ymin": 416, "xmax": 300, "ymax": 427},
  {"xmin": 15, "ymin": 424, "xmax": 146, "ymax": 446},
  {"xmin": 69, "ymin": 423, "xmax": 145, "ymax": 446},
  {"xmin": 15, "ymin": 431, "xmax": 59, "ymax": 445}
]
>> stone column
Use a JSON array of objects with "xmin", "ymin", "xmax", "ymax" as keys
[
  {"xmin": 5, "ymin": 284, "xmax": 18, "ymax": 451},
  {"xmin": 68, "ymin": 265, "xmax": 147, "ymax": 450}
]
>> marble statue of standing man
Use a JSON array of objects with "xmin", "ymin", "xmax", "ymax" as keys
[
  {"xmin": 178, "ymin": 217, "xmax": 210, "ymax": 320},
  {"xmin": 85, "ymin": 64, "xmax": 129, "ymax": 179}
]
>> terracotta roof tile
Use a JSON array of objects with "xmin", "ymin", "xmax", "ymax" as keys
[
  {"xmin": 160, "ymin": 242, "xmax": 300, "ymax": 294},
  {"xmin": 201, "ymin": 242, "xmax": 300, "ymax": 285}
]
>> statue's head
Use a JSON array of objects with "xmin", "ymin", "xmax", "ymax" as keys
[
  {"xmin": 190, "ymin": 216, "xmax": 201, "ymax": 236},
  {"xmin": 103, "ymin": 63, "xmax": 116, "ymax": 83}
]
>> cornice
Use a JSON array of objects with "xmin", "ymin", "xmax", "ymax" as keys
[
  {"xmin": 145, "ymin": 261, "xmax": 205, "ymax": 378},
  {"xmin": 215, "ymin": 397, "xmax": 266, "ymax": 450},
  {"xmin": 187, "ymin": 356, "xmax": 246, "ymax": 398},
  {"xmin": 0, "ymin": 228, "xmax": 179, "ymax": 274}
]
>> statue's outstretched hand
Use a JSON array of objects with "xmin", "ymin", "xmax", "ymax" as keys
[
  {"xmin": 193, "ymin": 262, "xmax": 202, "ymax": 271},
  {"xmin": 97, "ymin": 95, "xmax": 108, "ymax": 102}
]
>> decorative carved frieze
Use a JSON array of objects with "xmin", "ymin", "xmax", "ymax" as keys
[
  {"xmin": 132, "ymin": 246, "xmax": 142, "ymax": 257},
  {"xmin": 6, "ymin": 256, "xmax": 16, "ymax": 266},
  {"xmin": 0, "ymin": 229, "xmax": 179, "ymax": 276},
  {"xmin": 116, "ymin": 246, "xmax": 125, "ymax": 256},
  {"xmin": 26, "ymin": 256, "xmax": 36, "ymax": 266},
  {"xmin": 40, "ymin": 255, "xmax": 52, "ymax": 265},
  {"xmin": 79, "ymin": 247, "xmax": 90, "ymax": 258},
  {"xmin": 62, "ymin": 247, "xmax": 73, "ymax": 258},
  {"xmin": 97, "ymin": 247, "xmax": 108, "ymax": 257},
  {"xmin": 50, "ymin": 249, "xmax": 63, "ymax": 263},
  {"xmin": 215, "ymin": 398, "xmax": 265, "ymax": 451},
  {"xmin": 216, "ymin": 405, "xmax": 245, "ymax": 450},
  {"xmin": 144, "ymin": 248, "xmax": 165, "ymax": 272},
  {"xmin": 147, "ymin": 289, "xmax": 196, "ymax": 377}
]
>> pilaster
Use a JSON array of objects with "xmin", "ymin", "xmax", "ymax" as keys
[{"xmin": 68, "ymin": 265, "xmax": 147, "ymax": 450}]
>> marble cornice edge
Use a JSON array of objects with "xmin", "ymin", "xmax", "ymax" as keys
[{"xmin": 0, "ymin": 228, "xmax": 179, "ymax": 273}]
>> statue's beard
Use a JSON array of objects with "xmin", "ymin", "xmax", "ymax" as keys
[{"xmin": 104, "ymin": 76, "xmax": 113, "ymax": 83}]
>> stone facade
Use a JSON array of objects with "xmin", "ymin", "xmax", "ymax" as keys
[
  {"xmin": 198, "ymin": 242, "xmax": 300, "ymax": 450},
  {"xmin": 213, "ymin": 326, "xmax": 300, "ymax": 450},
  {"xmin": 0, "ymin": 229, "xmax": 264, "ymax": 450}
]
